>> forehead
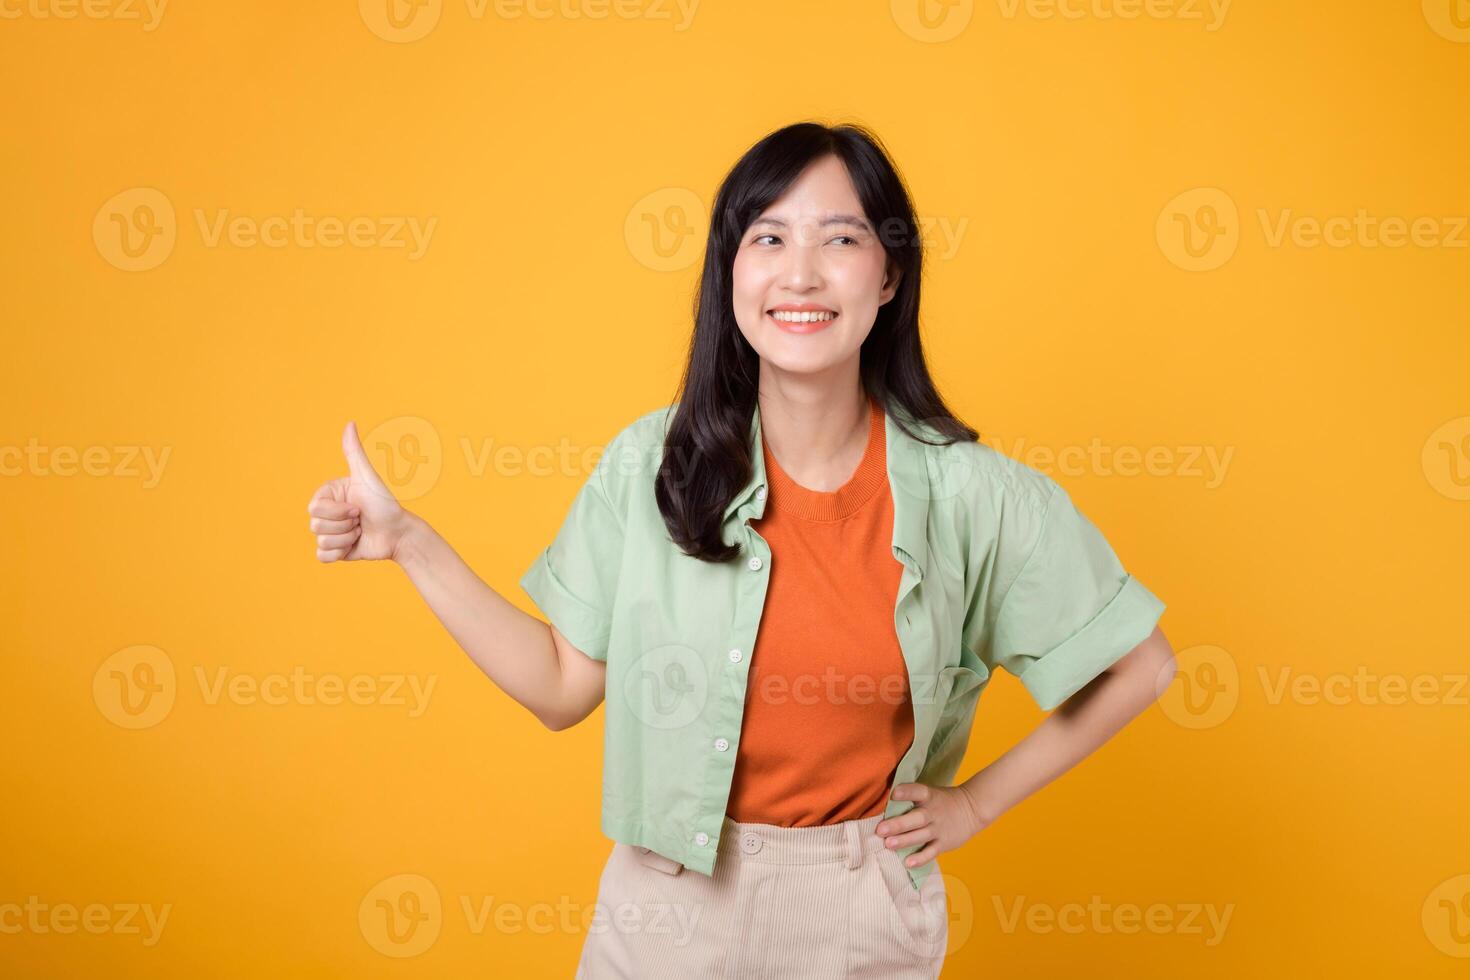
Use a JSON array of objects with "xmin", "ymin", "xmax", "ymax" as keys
[{"xmin": 755, "ymin": 155, "xmax": 866, "ymax": 221}]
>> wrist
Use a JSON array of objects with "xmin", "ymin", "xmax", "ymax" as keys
[
  {"xmin": 956, "ymin": 776, "xmax": 1001, "ymax": 836},
  {"xmin": 391, "ymin": 511, "xmax": 430, "ymax": 568}
]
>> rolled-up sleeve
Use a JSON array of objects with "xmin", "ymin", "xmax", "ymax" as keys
[
  {"xmin": 519, "ymin": 444, "xmax": 626, "ymax": 663},
  {"xmin": 973, "ymin": 480, "xmax": 1166, "ymax": 711}
]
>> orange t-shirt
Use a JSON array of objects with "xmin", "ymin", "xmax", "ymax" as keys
[{"xmin": 725, "ymin": 396, "xmax": 915, "ymax": 825}]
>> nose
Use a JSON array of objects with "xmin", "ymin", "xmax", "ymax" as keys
[{"xmin": 779, "ymin": 237, "xmax": 824, "ymax": 291}]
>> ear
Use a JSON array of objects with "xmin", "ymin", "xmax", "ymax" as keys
[{"xmin": 878, "ymin": 258, "xmax": 903, "ymax": 305}]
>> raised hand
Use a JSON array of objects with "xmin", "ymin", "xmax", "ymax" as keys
[{"xmin": 306, "ymin": 421, "xmax": 414, "ymax": 562}]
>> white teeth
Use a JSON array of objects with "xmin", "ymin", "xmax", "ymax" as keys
[{"xmin": 770, "ymin": 310, "xmax": 836, "ymax": 323}]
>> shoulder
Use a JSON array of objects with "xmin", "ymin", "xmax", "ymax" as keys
[
  {"xmin": 624, "ymin": 404, "xmax": 677, "ymax": 444},
  {"xmin": 591, "ymin": 404, "xmax": 674, "ymax": 498},
  {"xmin": 915, "ymin": 427, "xmax": 1058, "ymax": 517},
  {"xmin": 605, "ymin": 404, "xmax": 674, "ymax": 462},
  {"xmin": 903, "ymin": 429, "xmax": 1068, "ymax": 581}
]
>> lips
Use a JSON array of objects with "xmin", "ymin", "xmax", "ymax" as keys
[{"xmin": 767, "ymin": 306, "xmax": 838, "ymax": 334}]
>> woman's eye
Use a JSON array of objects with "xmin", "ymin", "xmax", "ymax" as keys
[{"xmin": 750, "ymin": 233, "xmax": 859, "ymax": 246}]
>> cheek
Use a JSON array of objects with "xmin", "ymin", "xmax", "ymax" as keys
[
  {"xmin": 731, "ymin": 256, "xmax": 781, "ymax": 325},
  {"xmin": 731, "ymin": 253, "xmax": 765, "ymax": 302},
  {"xmin": 831, "ymin": 253, "xmax": 890, "ymax": 304},
  {"xmin": 730, "ymin": 255, "xmax": 766, "ymax": 336}
]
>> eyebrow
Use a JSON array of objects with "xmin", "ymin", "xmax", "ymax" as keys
[{"xmin": 749, "ymin": 213, "xmax": 874, "ymax": 234}]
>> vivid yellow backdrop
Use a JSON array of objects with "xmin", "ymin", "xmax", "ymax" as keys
[{"xmin": 2, "ymin": 1, "xmax": 1467, "ymax": 976}]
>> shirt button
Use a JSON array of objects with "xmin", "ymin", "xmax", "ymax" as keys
[
  {"xmin": 714, "ymin": 737, "xmax": 729, "ymax": 751},
  {"xmin": 755, "ymin": 486, "xmax": 767, "ymax": 501},
  {"xmin": 728, "ymin": 649, "xmax": 743, "ymax": 663},
  {"xmin": 747, "ymin": 556, "xmax": 762, "ymax": 571},
  {"xmin": 694, "ymin": 831, "xmax": 710, "ymax": 846}
]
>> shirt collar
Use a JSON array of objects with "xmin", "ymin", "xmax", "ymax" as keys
[{"xmin": 721, "ymin": 398, "xmax": 932, "ymax": 580}]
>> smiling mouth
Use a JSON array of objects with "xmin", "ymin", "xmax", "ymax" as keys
[{"xmin": 767, "ymin": 309, "xmax": 838, "ymax": 333}]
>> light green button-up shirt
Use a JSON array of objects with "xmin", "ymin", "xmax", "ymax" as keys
[{"xmin": 520, "ymin": 399, "xmax": 1166, "ymax": 891}]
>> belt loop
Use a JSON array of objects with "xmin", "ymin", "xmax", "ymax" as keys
[{"xmin": 843, "ymin": 820, "xmax": 863, "ymax": 870}]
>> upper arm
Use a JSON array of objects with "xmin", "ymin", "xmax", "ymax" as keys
[
  {"xmin": 1102, "ymin": 624, "xmax": 1177, "ymax": 689},
  {"xmin": 519, "ymin": 429, "xmax": 629, "ymax": 665},
  {"xmin": 519, "ymin": 424, "xmax": 632, "ymax": 727},
  {"xmin": 544, "ymin": 624, "xmax": 607, "ymax": 730}
]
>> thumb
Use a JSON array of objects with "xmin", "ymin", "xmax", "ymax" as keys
[{"xmin": 342, "ymin": 420, "xmax": 392, "ymax": 496}]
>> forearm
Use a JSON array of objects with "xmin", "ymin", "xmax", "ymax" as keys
[
  {"xmin": 392, "ymin": 512, "xmax": 566, "ymax": 728},
  {"xmin": 958, "ymin": 627, "xmax": 1176, "ymax": 828}
]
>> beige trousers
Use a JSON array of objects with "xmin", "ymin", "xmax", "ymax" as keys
[{"xmin": 575, "ymin": 812, "xmax": 948, "ymax": 979}]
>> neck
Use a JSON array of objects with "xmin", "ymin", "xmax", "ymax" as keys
[{"xmin": 755, "ymin": 365, "xmax": 872, "ymax": 493}]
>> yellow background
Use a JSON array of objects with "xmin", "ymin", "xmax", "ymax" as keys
[{"xmin": 3, "ymin": 0, "xmax": 1468, "ymax": 976}]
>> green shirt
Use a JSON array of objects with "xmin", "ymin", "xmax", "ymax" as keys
[{"xmin": 520, "ymin": 400, "xmax": 1166, "ymax": 891}]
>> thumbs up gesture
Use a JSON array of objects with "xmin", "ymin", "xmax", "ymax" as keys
[{"xmin": 306, "ymin": 421, "xmax": 412, "ymax": 563}]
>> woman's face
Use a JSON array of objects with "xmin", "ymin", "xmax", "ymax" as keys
[{"xmin": 731, "ymin": 154, "xmax": 901, "ymax": 378}]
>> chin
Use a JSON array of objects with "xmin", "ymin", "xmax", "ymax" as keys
[{"xmin": 762, "ymin": 347, "xmax": 849, "ymax": 375}]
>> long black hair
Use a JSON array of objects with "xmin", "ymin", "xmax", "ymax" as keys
[{"xmin": 655, "ymin": 120, "xmax": 978, "ymax": 563}]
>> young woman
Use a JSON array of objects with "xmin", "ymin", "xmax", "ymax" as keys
[{"xmin": 306, "ymin": 121, "xmax": 1177, "ymax": 978}]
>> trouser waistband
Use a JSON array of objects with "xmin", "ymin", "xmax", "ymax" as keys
[{"xmin": 716, "ymin": 812, "xmax": 886, "ymax": 870}]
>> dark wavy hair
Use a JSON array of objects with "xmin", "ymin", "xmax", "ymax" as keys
[{"xmin": 655, "ymin": 120, "xmax": 978, "ymax": 562}]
